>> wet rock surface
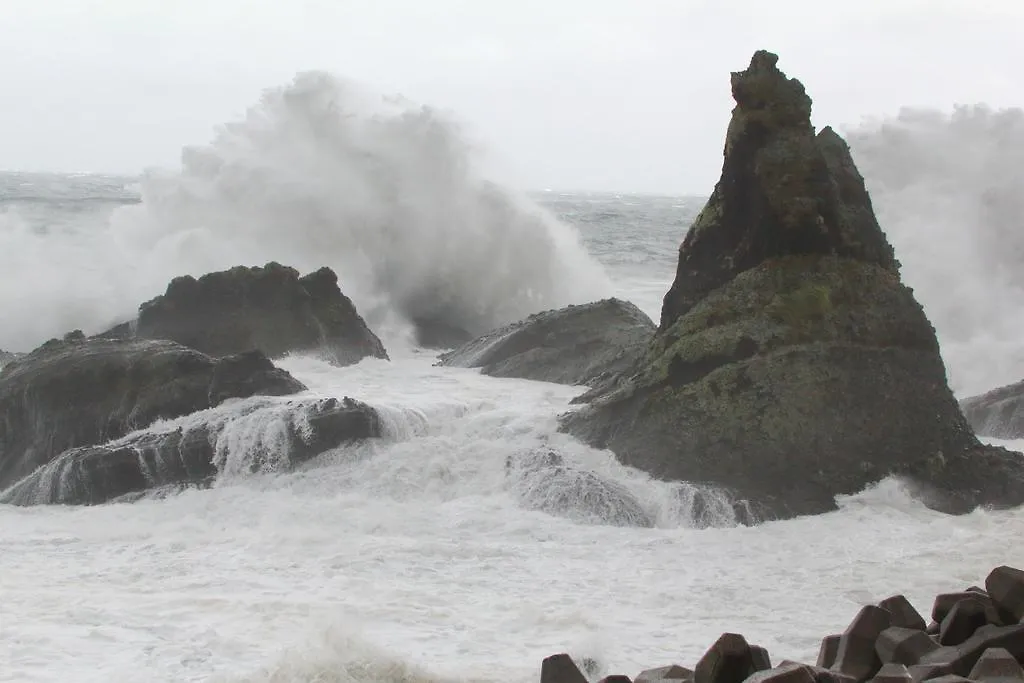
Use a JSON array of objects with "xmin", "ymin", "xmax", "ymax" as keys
[
  {"xmin": 0, "ymin": 333, "xmax": 304, "ymax": 493},
  {"xmin": 103, "ymin": 262, "xmax": 388, "ymax": 366},
  {"xmin": 0, "ymin": 396, "xmax": 380, "ymax": 506},
  {"xmin": 537, "ymin": 566, "xmax": 1024, "ymax": 683},
  {"xmin": 436, "ymin": 298, "xmax": 655, "ymax": 388},
  {"xmin": 559, "ymin": 50, "xmax": 1024, "ymax": 520}
]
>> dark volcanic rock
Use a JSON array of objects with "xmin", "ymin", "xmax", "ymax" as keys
[
  {"xmin": 0, "ymin": 396, "xmax": 380, "ymax": 505},
  {"xmin": 559, "ymin": 50, "xmax": 1024, "ymax": 520},
  {"xmin": 436, "ymin": 298, "xmax": 655, "ymax": 387},
  {"xmin": 961, "ymin": 381, "xmax": 1024, "ymax": 439},
  {"xmin": 0, "ymin": 334, "xmax": 304, "ymax": 493},
  {"xmin": 109, "ymin": 262, "xmax": 388, "ymax": 367}
]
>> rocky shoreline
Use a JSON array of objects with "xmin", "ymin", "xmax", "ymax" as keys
[{"xmin": 541, "ymin": 565, "xmax": 1024, "ymax": 683}]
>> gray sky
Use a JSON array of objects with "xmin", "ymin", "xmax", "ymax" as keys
[{"xmin": 2, "ymin": 0, "xmax": 1022, "ymax": 193}]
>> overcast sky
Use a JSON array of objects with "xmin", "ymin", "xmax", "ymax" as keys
[{"xmin": 1, "ymin": 0, "xmax": 1021, "ymax": 193}]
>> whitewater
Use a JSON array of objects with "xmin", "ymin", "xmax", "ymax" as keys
[{"xmin": 3, "ymin": 75, "xmax": 1024, "ymax": 683}]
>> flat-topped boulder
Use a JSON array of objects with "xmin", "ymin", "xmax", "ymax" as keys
[
  {"xmin": 103, "ymin": 262, "xmax": 388, "ymax": 366},
  {"xmin": 0, "ymin": 331, "xmax": 304, "ymax": 493},
  {"xmin": 560, "ymin": 51, "xmax": 1024, "ymax": 519},
  {"xmin": 960, "ymin": 382, "xmax": 1024, "ymax": 439},
  {"xmin": 436, "ymin": 298, "xmax": 654, "ymax": 387}
]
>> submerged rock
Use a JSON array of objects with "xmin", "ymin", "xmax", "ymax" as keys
[
  {"xmin": 560, "ymin": 50, "xmax": 1024, "ymax": 520},
  {"xmin": 436, "ymin": 298, "xmax": 655, "ymax": 387},
  {"xmin": 505, "ymin": 449, "xmax": 654, "ymax": 527},
  {"xmin": 103, "ymin": 262, "xmax": 388, "ymax": 366},
  {"xmin": 0, "ymin": 396, "xmax": 380, "ymax": 506},
  {"xmin": 960, "ymin": 382, "xmax": 1024, "ymax": 439},
  {"xmin": 0, "ymin": 333, "xmax": 304, "ymax": 493}
]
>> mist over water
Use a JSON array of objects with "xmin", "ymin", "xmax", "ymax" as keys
[
  {"xmin": 845, "ymin": 105, "xmax": 1024, "ymax": 395},
  {"xmin": 0, "ymin": 72, "xmax": 611, "ymax": 352}
]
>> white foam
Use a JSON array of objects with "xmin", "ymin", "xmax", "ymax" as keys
[
  {"xmin": 0, "ymin": 72, "xmax": 612, "ymax": 352},
  {"xmin": 4, "ymin": 350, "xmax": 1024, "ymax": 683}
]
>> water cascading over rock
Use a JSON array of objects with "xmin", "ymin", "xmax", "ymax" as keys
[{"xmin": 560, "ymin": 50, "xmax": 1024, "ymax": 519}]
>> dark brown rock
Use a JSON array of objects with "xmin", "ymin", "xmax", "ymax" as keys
[
  {"xmin": 541, "ymin": 654, "xmax": 589, "ymax": 683},
  {"xmin": 879, "ymin": 596, "xmax": 928, "ymax": 632},
  {"xmin": 559, "ymin": 50, "xmax": 1024, "ymax": 520},
  {"xmin": 939, "ymin": 598, "xmax": 993, "ymax": 646},
  {"xmin": 969, "ymin": 647, "xmax": 1024, "ymax": 683},
  {"xmin": 921, "ymin": 624, "xmax": 1024, "ymax": 677},
  {"xmin": 832, "ymin": 605, "xmax": 893, "ymax": 681},
  {"xmin": 119, "ymin": 262, "xmax": 388, "ymax": 366},
  {"xmin": 933, "ymin": 592, "xmax": 1002, "ymax": 627},
  {"xmin": 819, "ymin": 635, "xmax": 843, "ymax": 668},
  {"xmin": 694, "ymin": 633, "xmax": 771, "ymax": 683},
  {"xmin": 907, "ymin": 662, "xmax": 952, "ymax": 683},
  {"xmin": 0, "ymin": 336, "xmax": 304, "ymax": 494},
  {"xmin": 635, "ymin": 665, "xmax": 694, "ymax": 683},
  {"xmin": 751, "ymin": 646, "xmax": 774, "ymax": 671},
  {"xmin": 0, "ymin": 396, "xmax": 380, "ymax": 506},
  {"xmin": 436, "ymin": 298, "xmax": 655, "ymax": 388},
  {"xmin": 870, "ymin": 663, "xmax": 913, "ymax": 683},
  {"xmin": 987, "ymin": 566, "xmax": 1024, "ymax": 625},
  {"xmin": 876, "ymin": 627, "xmax": 940, "ymax": 666},
  {"xmin": 744, "ymin": 664, "xmax": 817, "ymax": 683}
]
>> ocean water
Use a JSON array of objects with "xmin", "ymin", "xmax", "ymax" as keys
[{"xmin": 2, "ymin": 77, "xmax": 1024, "ymax": 683}]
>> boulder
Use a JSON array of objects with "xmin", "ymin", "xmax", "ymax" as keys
[
  {"xmin": 693, "ymin": 633, "xmax": 771, "ymax": 683},
  {"xmin": 875, "ymin": 627, "xmax": 939, "ymax": 666},
  {"xmin": 939, "ymin": 599, "xmax": 995, "ymax": 646},
  {"xmin": 969, "ymin": 647, "xmax": 1024, "ymax": 683},
  {"xmin": 878, "ymin": 596, "xmax": 927, "ymax": 632},
  {"xmin": 832, "ymin": 606, "xmax": 892, "ymax": 681},
  {"xmin": 0, "ymin": 332, "xmax": 304, "ymax": 493},
  {"xmin": 0, "ymin": 396, "xmax": 380, "ymax": 505},
  {"xmin": 436, "ymin": 298, "xmax": 655, "ymax": 387},
  {"xmin": 635, "ymin": 665, "xmax": 694, "ymax": 683},
  {"xmin": 541, "ymin": 654, "xmax": 589, "ymax": 683},
  {"xmin": 932, "ymin": 592, "xmax": 1003, "ymax": 626},
  {"xmin": 987, "ymin": 566, "xmax": 1024, "ymax": 625},
  {"xmin": 105, "ymin": 263, "xmax": 388, "ymax": 366},
  {"xmin": 960, "ymin": 382, "xmax": 1024, "ymax": 439},
  {"xmin": 870, "ymin": 664, "xmax": 913, "ymax": 683},
  {"xmin": 559, "ymin": 50, "xmax": 1024, "ymax": 520},
  {"xmin": 505, "ymin": 449, "xmax": 654, "ymax": 527}
]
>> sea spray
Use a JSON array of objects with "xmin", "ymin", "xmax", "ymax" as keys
[
  {"xmin": 0, "ymin": 72, "xmax": 612, "ymax": 352},
  {"xmin": 845, "ymin": 105, "xmax": 1024, "ymax": 395}
]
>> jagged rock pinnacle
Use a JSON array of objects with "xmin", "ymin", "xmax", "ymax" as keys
[{"xmin": 659, "ymin": 50, "xmax": 897, "ymax": 330}]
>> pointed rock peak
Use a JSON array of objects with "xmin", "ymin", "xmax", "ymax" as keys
[
  {"xmin": 659, "ymin": 51, "xmax": 899, "ymax": 330},
  {"xmin": 727, "ymin": 50, "xmax": 812, "ymax": 148}
]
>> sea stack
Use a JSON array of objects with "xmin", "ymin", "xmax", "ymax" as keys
[{"xmin": 561, "ymin": 51, "xmax": 1024, "ymax": 519}]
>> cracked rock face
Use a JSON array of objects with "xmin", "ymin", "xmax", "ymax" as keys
[{"xmin": 559, "ymin": 50, "xmax": 1024, "ymax": 520}]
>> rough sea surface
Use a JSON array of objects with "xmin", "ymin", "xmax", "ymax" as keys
[{"xmin": 2, "ymin": 87, "xmax": 1024, "ymax": 683}]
